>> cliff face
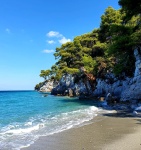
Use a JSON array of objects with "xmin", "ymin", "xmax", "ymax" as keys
[
  {"xmin": 39, "ymin": 80, "xmax": 58, "ymax": 92},
  {"xmin": 39, "ymin": 48, "xmax": 141, "ymax": 102},
  {"xmin": 93, "ymin": 48, "xmax": 141, "ymax": 102},
  {"xmin": 120, "ymin": 48, "xmax": 141, "ymax": 102},
  {"xmin": 51, "ymin": 74, "xmax": 90, "ymax": 96}
]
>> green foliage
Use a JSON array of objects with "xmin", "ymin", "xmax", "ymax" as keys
[
  {"xmin": 34, "ymin": 82, "xmax": 44, "ymax": 90},
  {"xmin": 62, "ymin": 67, "xmax": 79, "ymax": 74},
  {"xmin": 92, "ymin": 42, "xmax": 107, "ymax": 58},
  {"xmin": 99, "ymin": 7, "xmax": 123, "ymax": 42},
  {"xmin": 130, "ymin": 25, "xmax": 141, "ymax": 46},
  {"xmin": 37, "ymin": 1, "xmax": 141, "ymax": 85},
  {"xmin": 35, "ymin": 84, "xmax": 40, "ymax": 90},
  {"xmin": 113, "ymin": 53, "xmax": 135, "ymax": 76},
  {"xmin": 82, "ymin": 55, "xmax": 97, "ymax": 74},
  {"xmin": 119, "ymin": 0, "xmax": 141, "ymax": 22},
  {"xmin": 40, "ymin": 69, "xmax": 51, "ymax": 80}
]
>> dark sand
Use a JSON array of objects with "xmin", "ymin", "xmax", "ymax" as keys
[{"xmin": 22, "ymin": 111, "xmax": 141, "ymax": 150}]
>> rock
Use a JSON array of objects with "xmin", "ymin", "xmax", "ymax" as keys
[
  {"xmin": 133, "ymin": 111, "xmax": 138, "ymax": 116},
  {"xmin": 93, "ymin": 47, "xmax": 141, "ymax": 103},
  {"xmin": 51, "ymin": 73, "xmax": 89, "ymax": 96},
  {"xmin": 101, "ymin": 101, "xmax": 107, "ymax": 106},
  {"xmin": 42, "ymin": 47, "xmax": 141, "ymax": 103},
  {"xmin": 134, "ymin": 48, "xmax": 141, "ymax": 77},
  {"xmin": 120, "ymin": 48, "xmax": 141, "ymax": 101},
  {"xmin": 68, "ymin": 88, "xmax": 74, "ymax": 97},
  {"xmin": 132, "ymin": 106, "xmax": 141, "ymax": 117},
  {"xmin": 43, "ymin": 94, "xmax": 48, "ymax": 97},
  {"xmin": 106, "ymin": 94, "xmax": 112, "ymax": 104},
  {"xmin": 99, "ymin": 97, "xmax": 105, "ymax": 101},
  {"xmin": 39, "ymin": 80, "xmax": 58, "ymax": 92},
  {"xmin": 135, "ymin": 106, "xmax": 141, "ymax": 112}
]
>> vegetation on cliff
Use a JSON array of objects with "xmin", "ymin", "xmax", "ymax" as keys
[{"xmin": 36, "ymin": 0, "xmax": 141, "ymax": 89}]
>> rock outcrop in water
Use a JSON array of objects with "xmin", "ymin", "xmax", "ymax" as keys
[
  {"xmin": 37, "ymin": 80, "xmax": 58, "ymax": 92},
  {"xmin": 39, "ymin": 48, "xmax": 141, "ymax": 104},
  {"xmin": 51, "ymin": 73, "xmax": 88, "ymax": 96}
]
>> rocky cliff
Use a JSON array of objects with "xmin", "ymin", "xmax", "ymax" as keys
[
  {"xmin": 39, "ymin": 80, "xmax": 58, "ymax": 92},
  {"xmin": 51, "ymin": 73, "xmax": 89, "ymax": 96},
  {"xmin": 39, "ymin": 48, "xmax": 141, "ymax": 103},
  {"xmin": 91, "ymin": 47, "xmax": 141, "ymax": 103}
]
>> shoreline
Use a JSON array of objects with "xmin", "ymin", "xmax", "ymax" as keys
[{"xmin": 22, "ymin": 112, "xmax": 141, "ymax": 150}]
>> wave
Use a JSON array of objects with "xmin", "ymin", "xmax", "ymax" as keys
[{"xmin": 0, "ymin": 105, "xmax": 115, "ymax": 150}]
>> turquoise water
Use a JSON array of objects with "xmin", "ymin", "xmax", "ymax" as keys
[{"xmin": 0, "ymin": 91, "xmax": 106, "ymax": 150}]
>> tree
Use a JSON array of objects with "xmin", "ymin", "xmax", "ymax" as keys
[
  {"xmin": 37, "ymin": 3, "xmax": 141, "ymax": 84},
  {"xmin": 118, "ymin": 0, "xmax": 141, "ymax": 47},
  {"xmin": 99, "ymin": 7, "xmax": 123, "ymax": 42},
  {"xmin": 118, "ymin": 0, "xmax": 141, "ymax": 22},
  {"xmin": 39, "ymin": 69, "xmax": 51, "ymax": 80}
]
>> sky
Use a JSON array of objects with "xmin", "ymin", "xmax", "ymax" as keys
[{"xmin": 0, "ymin": 0, "xmax": 120, "ymax": 90}]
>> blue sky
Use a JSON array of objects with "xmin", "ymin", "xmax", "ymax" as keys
[{"xmin": 0, "ymin": 0, "xmax": 120, "ymax": 90}]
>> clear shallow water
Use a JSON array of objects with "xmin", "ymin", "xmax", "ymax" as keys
[{"xmin": 0, "ymin": 91, "xmax": 108, "ymax": 150}]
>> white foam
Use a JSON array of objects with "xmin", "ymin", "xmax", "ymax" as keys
[
  {"xmin": 43, "ymin": 106, "xmax": 100, "ymax": 134},
  {"xmin": 25, "ymin": 121, "xmax": 32, "ymax": 126},
  {"xmin": 0, "ymin": 105, "xmax": 104, "ymax": 150},
  {"xmin": 90, "ymin": 106, "xmax": 99, "ymax": 111},
  {"xmin": 1, "ymin": 123, "xmax": 44, "ymax": 136}
]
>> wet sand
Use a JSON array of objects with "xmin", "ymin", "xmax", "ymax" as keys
[{"xmin": 22, "ymin": 112, "xmax": 141, "ymax": 150}]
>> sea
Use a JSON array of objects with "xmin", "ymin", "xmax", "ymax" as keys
[{"xmin": 0, "ymin": 90, "xmax": 111, "ymax": 150}]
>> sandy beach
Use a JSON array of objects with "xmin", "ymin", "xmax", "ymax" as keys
[{"xmin": 22, "ymin": 111, "xmax": 141, "ymax": 150}]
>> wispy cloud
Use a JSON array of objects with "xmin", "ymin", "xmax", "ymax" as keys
[
  {"xmin": 42, "ymin": 49, "xmax": 54, "ymax": 53},
  {"xmin": 47, "ymin": 40, "xmax": 55, "ymax": 44},
  {"xmin": 46, "ymin": 31, "xmax": 62, "ymax": 38},
  {"xmin": 46, "ymin": 30, "xmax": 71, "ymax": 45},
  {"xmin": 59, "ymin": 37, "xmax": 71, "ymax": 44},
  {"xmin": 5, "ymin": 28, "xmax": 10, "ymax": 34}
]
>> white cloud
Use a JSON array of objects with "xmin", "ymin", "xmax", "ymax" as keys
[
  {"xmin": 42, "ymin": 49, "xmax": 54, "ymax": 53},
  {"xmin": 59, "ymin": 37, "xmax": 71, "ymax": 44},
  {"xmin": 47, "ymin": 40, "xmax": 55, "ymax": 44},
  {"xmin": 46, "ymin": 31, "xmax": 62, "ymax": 38},
  {"xmin": 5, "ymin": 28, "xmax": 10, "ymax": 33},
  {"xmin": 46, "ymin": 30, "xmax": 71, "ymax": 44}
]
